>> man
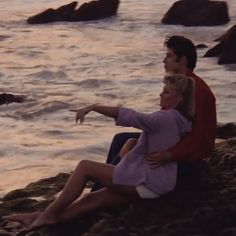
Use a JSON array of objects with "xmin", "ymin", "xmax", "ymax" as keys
[{"xmin": 92, "ymin": 35, "xmax": 217, "ymax": 191}]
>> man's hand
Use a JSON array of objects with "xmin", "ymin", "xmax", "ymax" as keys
[
  {"xmin": 146, "ymin": 151, "xmax": 172, "ymax": 168},
  {"xmin": 70, "ymin": 105, "xmax": 94, "ymax": 124}
]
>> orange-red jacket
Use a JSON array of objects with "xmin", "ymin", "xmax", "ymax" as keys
[{"xmin": 170, "ymin": 72, "xmax": 217, "ymax": 161}]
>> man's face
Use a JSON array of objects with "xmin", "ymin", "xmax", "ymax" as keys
[{"xmin": 163, "ymin": 48, "xmax": 182, "ymax": 73}]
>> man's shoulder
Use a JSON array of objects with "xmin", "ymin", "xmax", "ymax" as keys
[
  {"xmin": 191, "ymin": 72, "xmax": 207, "ymax": 86},
  {"xmin": 191, "ymin": 73, "xmax": 215, "ymax": 97},
  {"xmin": 191, "ymin": 73, "xmax": 215, "ymax": 101}
]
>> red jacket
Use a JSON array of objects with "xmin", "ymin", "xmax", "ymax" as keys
[{"xmin": 169, "ymin": 72, "xmax": 217, "ymax": 161}]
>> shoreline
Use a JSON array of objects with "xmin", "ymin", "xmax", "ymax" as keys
[
  {"xmin": 1, "ymin": 122, "xmax": 235, "ymax": 199},
  {"xmin": 0, "ymin": 123, "xmax": 235, "ymax": 235}
]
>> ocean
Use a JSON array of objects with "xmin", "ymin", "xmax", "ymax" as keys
[{"xmin": 0, "ymin": 0, "xmax": 236, "ymax": 197}]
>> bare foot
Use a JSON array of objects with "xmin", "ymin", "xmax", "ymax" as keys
[
  {"xmin": 3, "ymin": 212, "xmax": 40, "ymax": 227},
  {"xmin": 27, "ymin": 212, "xmax": 57, "ymax": 231}
]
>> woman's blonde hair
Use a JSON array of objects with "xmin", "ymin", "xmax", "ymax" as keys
[{"xmin": 164, "ymin": 73, "xmax": 195, "ymax": 120}]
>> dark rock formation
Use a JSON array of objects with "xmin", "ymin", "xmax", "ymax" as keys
[
  {"xmin": 0, "ymin": 93, "xmax": 25, "ymax": 105},
  {"xmin": 204, "ymin": 25, "xmax": 236, "ymax": 64},
  {"xmin": 0, "ymin": 126, "xmax": 235, "ymax": 236},
  {"xmin": 162, "ymin": 0, "xmax": 230, "ymax": 26},
  {"xmin": 27, "ymin": 0, "xmax": 120, "ymax": 24},
  {"xmin": 196, "ymin": 44, "xmax": 208, "ymax": 49},
  {"xmin": 27, "ymin": 1, "xmax": 78, "ymax": 24},
  {"xmin": 217, "ymin": 123, "xmax": 236, "ymax": 139}
]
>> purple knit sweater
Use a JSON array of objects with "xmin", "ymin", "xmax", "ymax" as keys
[{"xmin": 113, "ymin": 107, "xmax": 192, "ymax": 195}]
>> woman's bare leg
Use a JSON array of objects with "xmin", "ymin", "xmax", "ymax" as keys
[
  {"xmin": 30, "ymin": 160, "xmax": 137, "ymax": 229},
  {"xmin": 58, "ymin": 187, "xmax": 137, "ymax": 223},
  {"xmin": 119, "ymin": 138, "xmax": 137, "ymax": 159}
]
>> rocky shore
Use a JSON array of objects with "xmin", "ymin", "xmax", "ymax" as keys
[{"xmin": 0, "ymin": 123, "xmax": 236, "ymax": 236}]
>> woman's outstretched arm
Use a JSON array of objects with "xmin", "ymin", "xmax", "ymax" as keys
[{"xmin": 70, "ymin": 104, "xmax": 119, "ymax": 124}]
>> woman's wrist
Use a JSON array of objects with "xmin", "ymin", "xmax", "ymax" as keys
[{"xmin": 89, "ymin": 104, "xmax": 97, "ymax": 112}]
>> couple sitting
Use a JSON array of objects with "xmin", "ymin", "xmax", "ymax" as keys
[{"xmin": 4, "ymin": 36, "xmax": 216, "ymax": 233}]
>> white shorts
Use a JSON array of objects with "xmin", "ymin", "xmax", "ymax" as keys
[{"xmin": 136, "ymin": 184, "xmax": 159, "ymax": 199}]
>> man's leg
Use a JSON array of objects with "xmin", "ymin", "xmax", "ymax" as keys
[
  {"xmin": 106, "ymin": 132, "xmax": 141, "ymax": 164},
  {"xmin": 91, "ymin": 132, "xmax": 140, "ymax": 191}
]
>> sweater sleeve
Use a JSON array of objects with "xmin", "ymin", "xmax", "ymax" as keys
[
  {"xmin": 169, "ymin": 76, "xmax": 217, "ymax": 161},
  {"xmin": 116, "ymin": 107, "xmax": 168, "ymax": 133}
]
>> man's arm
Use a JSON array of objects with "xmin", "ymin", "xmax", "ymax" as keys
[
  {"xmin": 169, "ymin": 85, "xmax": 217, "ymax": 161},
  {"xmin": 147, "ymin": 78, "xmax": 217, "ymax": 164}
]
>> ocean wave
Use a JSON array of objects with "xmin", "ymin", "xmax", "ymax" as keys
[
  {"xmin": 15, "ymin": 101, "xmax": 70, "ymax": 120},
  {"xmin": 16, "ymin": 49, "xmax": 43, "ymax": 58},
  {"xmin": 7, "ymin": 164, "xmax": 49, "ymax": 171},
  {"xmin": 95, "ymin": 93, "xmax": 117, "ymax": 99},
  {"xmin": 0, "ymin": 35, "xmax": 12, "ymax": 41},
  {"xmin": 50, "ymin": 145, "xmax": 108, "ymax": 159},
  {"xmin": 74, "ymin": 79, "xmax": 115, "ymax": 88},
  {"xmin": 28, "ymin": 70, "xmax": 68, "ymax": 80}
]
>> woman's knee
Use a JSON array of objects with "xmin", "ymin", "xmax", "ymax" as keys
[{"xmin": 75, "ymin": 160, "xmax": 92, "ymax": 173}]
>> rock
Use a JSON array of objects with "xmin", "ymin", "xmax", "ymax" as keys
[
  {"xmin": 162, "ymin": 0, "xmax": 230, "ymax": 26},
  {"xmin": 217, "ymin": 123, "xmax": 236, "ymax": 139},
  {"xmin": 0, "ymin": 229, "xmax": 14, "ymax": 236},
  {"xmin": 2, "ymin": 173, "xmax": 70, "ymax": 201},
  {"xmin": 27, "ymin": 1, "xmax": 78, "ymax": 24},
  {"xmin": 196, "ymin": 44, "xmax": 208, "ymax": 49},
  {"xmin": 204, "ymin": 25, "xmax": 236, "ymax": 64},
  {"xmin": 70, "ymin": 0, "xmax": 120, "ymax": 21},
  {"xmin": 218, "ymin": 205, "xmax": 236, "ymax": 227},
  {"xmin": 27, "ymin": 0, "xmax": 120, "ymax": 24},
  {"xmin": 219, "ymin": 227, "xmax": 236, "ymax": 236},
  {"xmin": 0, "ymin": 93, "xmax": 25, "ymax": 105},
  {"xmin": 193, "ymin": 206, "xmax": 223, "ymax": 233},
  {"xmin": 0, "ymin": 136, "xmax": 236, "ymax": 236}
]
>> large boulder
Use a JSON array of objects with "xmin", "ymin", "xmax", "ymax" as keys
[
  {"xmin": 204, "ymin": 25, "xmax": 236, "ymax": 64},
  {"xmin": 162, "ymin": 0, "xmax": 230, "ymax": 26},
  {"xmin": 27, "ymin": 1, "xmax": 78, "ymax": 24},
  {"xmin": 27, "ymin": 0, "xmax": 120, "ymax": 24},
  {"xmin": 69, "ymin": 0, "xmax": 120, "ymax": 21}
]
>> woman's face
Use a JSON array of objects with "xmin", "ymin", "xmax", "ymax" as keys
[{"xmin": 160, "ymin": 84, "xmax": 182, "ymax": 109}]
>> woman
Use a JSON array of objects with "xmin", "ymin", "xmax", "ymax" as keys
[{"xmin": 4, "ymin": 73, "xmax": 195, "ymax": 231}]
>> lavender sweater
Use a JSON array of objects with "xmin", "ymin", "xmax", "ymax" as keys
[{"xmin": 113, "ymin": 107, "xmax": 192, "ymax": 195}]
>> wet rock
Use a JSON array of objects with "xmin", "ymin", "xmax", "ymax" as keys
[
  {"xmin": 2, "ymin": 173, "xmax": 70, "ymax": 201},
  {"xmin": 204, "ymin": 25, "xmax": 236, "ymax": 64},
  {"xmin": 27, "ymin": 0, "xmax": 120, "ymax": 24},
  {"xmin": 0, "ymin": 93, "xmax": 25, "ymax": 105},
  {"xmin": 162, "ymin": 0, "xmax": 230, "ymax": 26}
]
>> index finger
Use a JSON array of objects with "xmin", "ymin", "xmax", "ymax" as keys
[{"xmin": 69, "ymin": 109, "xmax": 78, "ymax": 112}]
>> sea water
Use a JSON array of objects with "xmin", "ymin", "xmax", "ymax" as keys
[{"xmin": 0, "ymin": 0, "xmax": 236, "ymax": 197}]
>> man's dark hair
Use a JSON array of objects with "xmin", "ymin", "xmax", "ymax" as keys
[{"xmin": 164, "ymin": 35, "xmax": 197, "ymax": 70}]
